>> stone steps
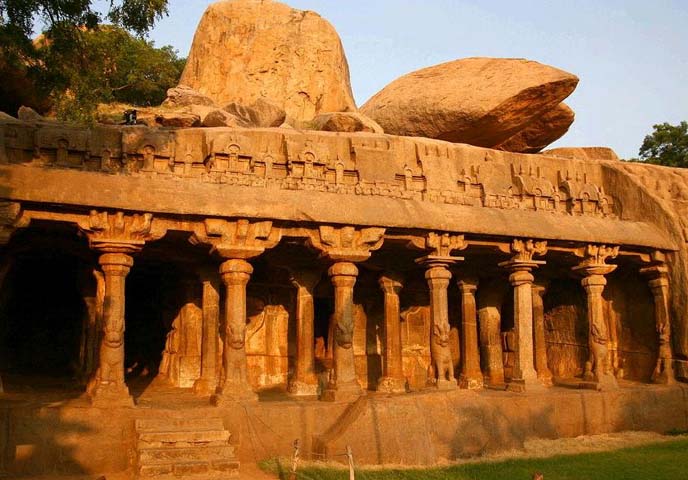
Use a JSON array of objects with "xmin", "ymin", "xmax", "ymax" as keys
[{"xmin": 135, "ymin": 417, "xmax": 239, "ymax": 479}]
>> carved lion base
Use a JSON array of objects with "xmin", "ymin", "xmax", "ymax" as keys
[
  {"xmin": 578, "ymin": 372, "xmax": 619, "ymax": 391},
  {"xmin": 376, "ymin": 376, "xmax": 407, "ymax": 394}
]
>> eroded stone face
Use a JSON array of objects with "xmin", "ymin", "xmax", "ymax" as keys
[{"xmin": 179, "ymin": 0, "xmax": 357, "ymax": 123}]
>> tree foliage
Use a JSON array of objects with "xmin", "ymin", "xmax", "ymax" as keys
[
  {"xmin": 0, "ymin": 0, "xmax": 178, "ymax": 120},
  {"xmin": 638, "ymin": 121, "xmax": 688, "ymax": 168}
]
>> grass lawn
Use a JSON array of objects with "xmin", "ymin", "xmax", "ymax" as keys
[{"xmin": 261, "ymin": 437, "xmax": 688, "ymax": 480}]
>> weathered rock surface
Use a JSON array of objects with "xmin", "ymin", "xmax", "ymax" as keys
[
  {"xmin": 361, "ymin": 57, "xmax": 579, "ymax": 148},
  {"xmin": 187, "ymin": 105, "xmax": 247, "ymax": 128},
  {"xmin": 542, "ymin": 146, "xmax": 620, "ymax": 161},
  {"xmin": 163, "ymin": 85, "xmax": 215, "ymax": 108},
  {"xmin": 152, "ymin": 112, "xmax": 202, "ymax": 128},
  {"xmin": 224, "ymin": 98, "xmax": 286, "ymax": 128},
  {"xmin": 179, "ymin": 0, "xmax": 357, "ymax": 123},
  {"xmin": 0, "ymin": 111, "xmax": 18, "ymax": 122},
  {"xmin": 311, "ymin": 112, "xmax": 384, "ymax": 133},
  {"xmin": 496, "ymin": 103, "xmax": 575, "ymax": 153}
]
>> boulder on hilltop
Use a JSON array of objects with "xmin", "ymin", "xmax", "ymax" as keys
[
  {"xmin": 361, "ymin": 57, "xmax": 579, "ymax": 151},
  {"xmin": 178, "ymin": 0, "xmax": 357, "ymax": 124}
]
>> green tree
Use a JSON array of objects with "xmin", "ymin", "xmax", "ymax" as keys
[
  {"xmin": 48, "ymin": 26, "xmax": 185, "ymax": 121},
  {"xmin": 639, "ymin": 121, "xmax": 688, "ymax": 168},
  {"xmin": 0, "ymin": 0, "xmax": 171, "ymax": 117}
]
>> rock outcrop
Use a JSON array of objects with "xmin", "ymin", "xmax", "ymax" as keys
[
  {"xmin": 361, "ymin": 57, "xmax": 578, "ymax": 148},
  {"xmin": 311, "ymin": 112, "xmax": 383, "ymax": 133},
  {"xmin": 495, "ymin": 103, "xmax": 575, "ymax": 153},
  {"xmin": 162, "ymin": 85, "xmax": 215, "ymax": 108},
  {"xmin": 179, "ymin": 0, "xmax": 357, "ymax": 123},
  {"xmin": 542, "ymin": 146, "xmax": 620, "ymax": 161}
]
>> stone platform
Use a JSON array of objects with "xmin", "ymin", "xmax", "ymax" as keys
[{"xmin": 1, "ymin": 382, "xmax": 687, "ymax": 477}]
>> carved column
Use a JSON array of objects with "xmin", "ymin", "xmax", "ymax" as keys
[
  {"xmin": 377, "ymin": 273, "xmax": 406, "ymax": 393},
  {"xmin": 321, "ymin": 262, "xmax": 362, "ymax": 401},
  {"xmin": 193, "ymin": 269, "xmax": 221, "ymax": 395},
  {"xmin": 191, "ymin": 219, "xmax": 283, "ymax": 404},
  {"xmin": 214, "ymin": 259, "xmax": 257, "ymax": 403},
  {"xmin": 499, "ymin": 239, "xmax": 547, "ymax": 392},
  {"xmin": 288, "ymin": 269, "xmax": 321, "ymax": 396},
  {"xmin": 307, "ymin": 225, "xmax": 385, "ymax": 401},
  {"xmin": 87, "ymin": 252, "xmax": 135, "ymax": 406},
  {"xmin": 574, "ymin": 244, "xmax": 619, "ymax": 391},
  {"xmin": 532, "ymin": 282, "xmax": 553, "ymax": 385},
  {"xmin": 79, "ymin": 210, "xmax": 165, "ymax": 406},
  {"xmin": 457, "ymin": 278, "xmax": 482, "ymax": 389},
  {"xmin": 412, "ymin": 233, "xmax": 467, "ymax": 390},
  {"xmin": 640, "ymin": 257, "xmax": 675, "ymax": 384}
]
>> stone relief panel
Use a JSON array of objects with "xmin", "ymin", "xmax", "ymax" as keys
[{"xmin": 0, "ymin": 123, "xmax": 618, "ymax": 218}]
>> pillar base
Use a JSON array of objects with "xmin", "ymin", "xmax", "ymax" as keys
[
  {"xmin": 212, "ymin": 383, "xmax": 258, "ymax": 404},
  {"xmin": 88, "ymin": 383, "xmax": 134, "ymax": 407},
  {"xmin": 506, "ymin": 376, "xmax": 546, "ymax": 393},
  {"xmin": 376, "ymin": 376, "xmax": 407, "ymax": 394},
  {"xmin": 192, "ymin": 378, "xmax": 217, "ymax": 396},
  {"xmin": 321, "ymin": 380, "xmax": 363, "ymax": 402},
  {"xmin": 537, "ymin": 373, "xmax": 554, "ymax": 387},
  {"xmin": 578, "ymin": 373, "xmax": 619, "ymax": 391},
  {"xmin": 458, "ymin": 374, "xmax": 483, "ymax": 390},
  {"xmin": 435, "ymin": 378, "xmax": 457, "ymax": 390},
  {"xmin": 288, "ymin": 379, "xmax": 319, "ymax": 397},
  {"xmin": 652, "ymin": 359, "xmax": 675, "ymax": 385}
]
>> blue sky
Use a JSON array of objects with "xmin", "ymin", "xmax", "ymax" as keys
[{"xmin": 147, "ymin": 0, "xmax": 688, "ymax": 159}]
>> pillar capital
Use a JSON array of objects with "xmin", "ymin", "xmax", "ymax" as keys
[
  {"xmin": 508, "ymin": 269, "xmax": 534, "ymax": 286},
  {"xmin": 308, "ymin": 225, "xmax": 385, "ymax": 262},
  {"xmin": 581, "ymin": 273, "xmax": 609, "ymax": 290},
  {"xmin": 79, "ymin": 210, "xmax": 165, "ymax": 253},
  {"xmin": 219, "ymin": 258, "xmax": 253, "ymax": 285},
  {"xmin": 457, "ymin": 277, "xmax": 479, "ymax": 294},
  {"xmin": 191, "ymin": 218, "xmax": 282, "ymax": 259},
  {"xmin": 379, "ymin": 272, "xmax": 404, "ymax": 294}
]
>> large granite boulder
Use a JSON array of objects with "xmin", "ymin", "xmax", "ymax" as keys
[
  {"xmin": 361, "ymin": 57, "xmax": 578, "ymax": 148},
  {"xmin": 495, "ymin": 103, "xmax": 575, "ymax": 153},
  {"xmin": 179, "ymin": 0, "xmax": 357, "ymax": 123}
]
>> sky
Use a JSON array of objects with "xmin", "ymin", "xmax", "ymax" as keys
[{"xmin": 146, "ymin": 0, "xmax": 688, "ymax": 159}]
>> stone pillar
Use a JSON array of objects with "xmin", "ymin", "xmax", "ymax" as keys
[
  {"xmin": 579, "ymin": 269, "xmax": 618, "ymax": 390},
  {"xmin": 641, "ymin": 264, "xmax": 675, "ymax": 384},
  {"xmin": 288, "ymin": 269, "xmax": 321, "ymax": 396},
  {"xmin": 214, "ymin": 259, "xmax": 257, "ymax": 404},
  {"xmin": 377, "ymin": 273, "xmax": 406, "ymax": 393},
  {"xmin": 322, "ymin": 262, "xmax": 362, "ymax": 401},
  {"xmin": 194, "ymin": 270, "xmax": 221, "ymax": 395},
  {"xmin": 502, "ymin": 263, "xmax": 542, "ymax": 392},
  {"xmin": 425, "ymin": 263, "xmax": 457, "ymax": 389},
  {"xmin": 87, "ymin": 253, "xmax": 134, "ymax": 407},
  {"xmin": 457, "ymin": 278, "xmax": 482, "ymax": 389},
  {"xmin": 532, "ymin": 283, "xmax": 553, "ymax": 385}
]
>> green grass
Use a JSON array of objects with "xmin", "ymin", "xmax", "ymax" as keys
[{"xmin": 260, "ymin": 438, "xmax": 688, "ymax": 480}]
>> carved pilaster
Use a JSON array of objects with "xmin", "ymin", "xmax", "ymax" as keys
[
  {"xmin": 532, "ymin": 282, "xmax": 553, "ymax": 385},
  {"xmin": 457, "ymin": 277, "xmax": 482, "ymax": 390},
  {"xmin": 193, "ymin": 267, "xmax": 221, "ymax": 396},
  {"xmin": 288, "ymin": 268, "xmax": 322, "ymax": 396},
  {"xmin": 498, "ymin": 239, "xmax": 547, "ymax": 392},
  {"xmin": 640, "ymin": 252, "xmax": 675, "ymax": 384},
  {"xmin": 377, "ymin": 273, "xmax": 406, "ymax": 394},
  {"xmin": 573, "ymin": 244, "xmax": 619, "ymax": 391}
]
